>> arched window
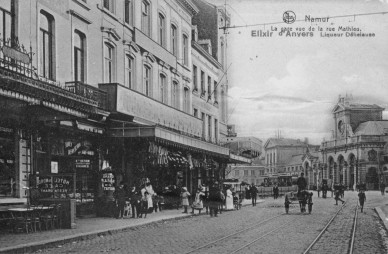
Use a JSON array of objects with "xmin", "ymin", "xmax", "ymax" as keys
[
  {"xmin": 143, "ymin": 65, "xmax": 151, "ymax": 96},
  {"xmin": 104, "ymin": 42, "xmax": 114, "ymax": 83},
  {"xmin": 171, "ymin": 24, "xmax": 177, "ymax": 56},
  {"xmin": 171, "ymin": 81, "xmax": 178, "ymax": 108},
  {"xmin": 183, "ymin": 87, "xmax": 189, "ymax": 113},
  {"xmin": 182, "ymin": 34, "xmax": 188, "ymax": 65},
  {"xmin": 124, "ymin": 55, "xmax": 134, "ymax": 88},
  {"xmin": 141, "ymin": 1, "xmax": 151, "ymax": 36},
  {"xmin": 158, "ymin": 13, "xmax": 166, "ymax": 47},
  {"xmin": 124, "ymin": 0, "xmax": 133, "ymax": 26},
  {"xmin": 40, "ymin": 11, "xmax": 55, "ymax": 80},
  {"xmin": 159, "ymin": 73, "xmax": 166, "ymax": 103},
  {"xmin": 74, "ymin": 31, "xmax": 86, "ymax": 82}
]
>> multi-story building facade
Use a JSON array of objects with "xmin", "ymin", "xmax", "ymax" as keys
[
  {"xmin": 0, "ymin": 0, "xmax": 249, "ymax": 215},
  {"xmin": 225, "ymin": 157, "xmax": 265, "ymax": 186},
  {"xmin": 320, "ymin": 95, "xmax": 388, "ymax": 190}
]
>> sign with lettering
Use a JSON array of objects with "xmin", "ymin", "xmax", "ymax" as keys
[
  {"xmin": 65, "ymin": 140, "xmax": 95, "ymax": 156},
  {"xmin": 76, "ymin": 159, "xmax": 90, "ymax": 168},
  {"xmin": 101, "ymin": 173, "xmax": 115, "ymax": 191},
  {"xmin": 38, "ymin": 175, "xmax": 73, "ymax": 195},
  {"xmin": 2, "ymin": 45, "xmax": 31, "ymax": 64}
]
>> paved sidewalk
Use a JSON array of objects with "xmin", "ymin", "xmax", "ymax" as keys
[{"xmin": 0, "ymin": 199, "xmax": 262, "ymax": 253}]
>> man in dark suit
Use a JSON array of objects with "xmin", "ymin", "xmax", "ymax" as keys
[{"xmin": 250, "ymin": 183, "xmax": 258, "ymax": 206}]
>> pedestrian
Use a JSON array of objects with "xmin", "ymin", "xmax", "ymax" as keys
[
  {"xmin": 251, "ymin": 183, "xmax": 258, "ymax": 205},
  {"xmin": 191, "ymin": 186, "xmax": 205, "ymax": 214},
  {"xmin": 284, "ymin": 193, "xmax": 291, "ymax": 214},
  {"xmin": 181, "ymin": 187, "xmax": 191, "ymax": 214},
  {"xmin": 129, "ymin": 186, "xmax": 140, "ymax": 218},
  {"xmin": 317, "ymin": 182, "xmax": 321, "ymax": 198},
  {"xmin": 225, "ymin": 186, "xmax": 234, "ymax": 210},
  {"xmin": 296, "ymin": 172, "xmax": 307, "ymax": 195},
  {"xmin": 273, "ymin": 184, "xmax": 279, "ymax": 200},
  {"xmin": 334, "ymin": 188, "xmax": 345, "ymax": 205},
  {"xmin": 358, "ymin": 190, "xmax": 366, "ymax": 213},
  {"xmin": 380, "ymin": 181, "xmax": 386, "ymax": 196},
  {"xmin": 138, "ymin": 191, "xmax": 149, "ymax": 218},
  {"xmin": 233, "ymin": 191, "xmax": 240, "ymax": 210},
  {"xmin": 209, "ymin": 182, "xmax": 221, "ymax": 217},
  {"xmin": 113, "ymin": 181, "xmax": 127, "ymax": 219},
  {"xmin": 322, "ymin": 182, "xmax": 328, "ymax": 198},
  {"xmin": 356, "ymin": 182, "xmax": 360, "ymax": 192},
  {"xmin": 203, "ymin": 188, "xmax": 209, "ymax": 214},
  {"xmin": 307, "ymin": 192, "xmax": 313, "ymax": 214}
]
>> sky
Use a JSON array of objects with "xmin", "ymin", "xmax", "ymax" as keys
[{"xmin": 214, "ymin": 0, "xmax": 388, "ymax": 145}]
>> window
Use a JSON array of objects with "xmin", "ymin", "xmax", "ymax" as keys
[
  {"xmin": 40, "ymin": 11, "xmax": 54, "ymax": 80},
  {"xmin": 208, "ymin": 115, "xmax": 212, "ymax": 141},
  {"xmin": 124, "ymin": 55, "xmax": 134, "ymax": 88},
  {"xmin": 158, "ymin": 13, "xmax": 166, "ymax": 47},
  {"xmin": 251, "ymin": 170, "xmax": 255, "ymax": 176},
  {"xmin": 183, "ymin": 34, "xmax": 189, "ymax": 65},
  {"xmin": 202, "ymin": 113, "xmax": 206, "ymax": 139},
  {"xmin": 183, "ymin": 87, "xmax": 189, "ymax": 113},
  {"xmin": 159, "ymin": 74, "xmax": 166, "ymax": 103},
  {"xmin": 141, "ymin": 1, "xmax": 151, "ymax": 36},
  {"xmin": 0, "ymin": 0, "xmax": 14, "ymax": 42},
  {"xmin": 143, "ymin": 65, "xmax": 151, "ymax": 96},
  {"xmin": 103, "ymin": 0, "xmax": 115, "ymax": 13},
  {"xmin": 193, "ymin": 65, "xmax": 198, "ymax": 91},
  {"xmin": 104, "ymin": 42, "xmax": 114, "ymax": 83},
  {"xmin": 172, "ymin": 81, "xmax": 178, "ymax": 108},
  {"xmin": 200, "ymin": 71, "xmax": 205, "ymax": 95},
  {"xmin": 171, "ymin": 25, "xmax": 177, "ymax": 56},
  {"xmin": 124, "ymin": 0, "xmax": 133, "ymax": 26},
  {"xmin": 244, "ymin": 170, "xmax": 248, "ymax": 176},
  {"xmin": 207, "ymin": 76, "xmax": 212, "ymax": 100},
  {"xmin": 193, "ymin": 108, "xmax": 198, "ymax": 118},
  {"xmin": 214, "ymin": 81, "xmax": 218, "ymax": 101},
  {"xmin": 214, "ymin": 119, "xmax": 218, "ymax": 142},
  {"xmin": 74, "ymin": 31, "xmax": 85, "ymax": 82}
]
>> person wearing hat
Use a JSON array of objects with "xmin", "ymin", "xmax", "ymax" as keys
[
  {"xmin": 191, "ymin": 186, "xmax": 205, "ymax": 214},
  {"xmin": 181, "ymin": 187, "xmax": 191, "ymax": 213}
]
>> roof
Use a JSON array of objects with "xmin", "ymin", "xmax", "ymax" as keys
[
  {"xmin": 354, "ymin": 121, "xmax": 388, "ymax": 136},
  {"xmin": 264, "ymin": 138, "xmax": 308, "ymax": 149},
  {"xmin": 332, "ymin": 101, "xmax": 384, "ymax": 113}
]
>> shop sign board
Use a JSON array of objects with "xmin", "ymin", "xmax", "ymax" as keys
[
  {"xmin": 76, "ymin": 159, "xmax": 91, "ymax": 169},
  {"xmin": 38, "ymin": 175, "xmax": 72, "ymax": 194},
  {"xmin": 101, "ymin": 173, "xmax": 115, "ymax": 191}
]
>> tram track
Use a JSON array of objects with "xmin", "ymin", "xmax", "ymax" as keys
[
  {"xmin": 183, "ymin": 208, "xmax": 300, "ymax": 254},
  {"xmin": 303, "ymin": 201, "xmax": 359, "ymax": 254},
  {"xmin": 185, "ymin": 200, "xmax": 352, "ymax": 254}
]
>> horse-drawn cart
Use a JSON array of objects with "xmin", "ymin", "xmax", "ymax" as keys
[{"xmin": 284, "ymin": 190, "xmax": 312, "ymax": 214}]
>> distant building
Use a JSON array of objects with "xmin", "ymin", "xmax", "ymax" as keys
[
  {"xmin": 321, "ymin": 95, "xmax": 388, "ymax": 190},
  {"xmin": 225, "ymin": 157, "xmax": 266, "ymax": 186}
]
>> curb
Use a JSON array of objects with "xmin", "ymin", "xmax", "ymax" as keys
[
  {"xmin": 375, "ymin": 207, "xmax": 388, "ymax": 232},
  {"xmin": 0, "ymin": 215, "xmax": 192, "ymax": 254},
  {"xmin": 0, "ymin": 201, "xmax": 262, "ymax": 254}
]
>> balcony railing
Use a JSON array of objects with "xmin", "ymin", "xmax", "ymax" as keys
[
  {"xmin": 322, "ymin": 135, "xmax": 385, "ymax": 149},
  {"xmin": 65, "ymin": 81, "xmax": 107, "ymax": 110}
]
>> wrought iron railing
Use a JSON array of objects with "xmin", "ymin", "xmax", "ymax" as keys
[{"xmin": 65, "ymin": 81, "xmax": 107, "ymax": 109}]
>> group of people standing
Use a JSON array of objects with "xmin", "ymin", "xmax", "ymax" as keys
[{"xmin": 113, "ymin": 181, "xmax": 164, "ymax": 219}]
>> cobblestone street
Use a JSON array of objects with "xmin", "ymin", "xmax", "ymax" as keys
[{"xmin": 30, "ymin": 191, "xmax": 387, "ymax": 254}]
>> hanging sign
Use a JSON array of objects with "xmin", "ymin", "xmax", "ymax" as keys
[{"xmin": 101, "ymin": 173, "xmax": 115, "ymax": 191}]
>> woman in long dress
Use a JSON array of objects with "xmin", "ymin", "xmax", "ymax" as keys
[
  {"xmin": 191, "ymin": 187, "xmax": 205, "ymax": 214},
  {"xmin": 225, "ymin": 187, "xmax": 234, "ymax": 210}
]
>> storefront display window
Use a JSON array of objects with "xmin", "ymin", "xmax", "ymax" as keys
[{"xmin": 0, "ymin": 129, "xmax": 16, "ymax": 198}]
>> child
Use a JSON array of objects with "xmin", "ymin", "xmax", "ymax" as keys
[
  {"xmin": 233, "ymin": 192, "xmax": 240, "ymax": 210},
  {"xmin": 152, "ymin": 195, "xmax": 159, "ymax": 213},
  {"xmin": 284, "ymin": 194, "xmax": 291, "ymax": 214},
  {"xmin": 158, "ymin": 195, "xmax": 165, "ymax": 212},
  {"xmin": 358, "ymin": 190, "xmax": 366, "ymax": 213},
  {"xmin": 138, "ymin": 191, "xmax": 149, "ymax": 218},
  {"xmin": 181, "ymin": 187, "xmax": 191, "ymax": 214},
  {"xmin": 307, "ymin": 192, "xmax": 313, "ymax": 214}
]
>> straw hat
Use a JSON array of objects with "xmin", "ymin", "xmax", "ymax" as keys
[{"xmin": 182, "ymin": 187, "xmax": 187, "ymax": 191}]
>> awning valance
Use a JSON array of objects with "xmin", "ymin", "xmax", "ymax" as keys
[{"xmin": 108, "ymin": 126, "xmax": 229, "ymax": 157}]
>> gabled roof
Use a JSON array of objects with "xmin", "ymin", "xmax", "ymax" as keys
[
  {"xmin": 332, "ymin": 102, "xmax": 384, "ymax": 113},
  {"xmin": 264, "ymin": 138, "xmax": 307, "ymax": 149},
  {"xmin": 354, "ymin": 121, "xmax": 388, "ymax": 136}
]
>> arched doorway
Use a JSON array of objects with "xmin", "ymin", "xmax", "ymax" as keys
[
  {"xmin": 337, "ymin": 155, "xmax": 345, "ymax": 184},
  {"xmin": 348, "ymin": 154, "xmax": 356, "ymax": 189},
  {"xmin": 366, "ymin": 167, "xmax": 379, "ymax": 190}
]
